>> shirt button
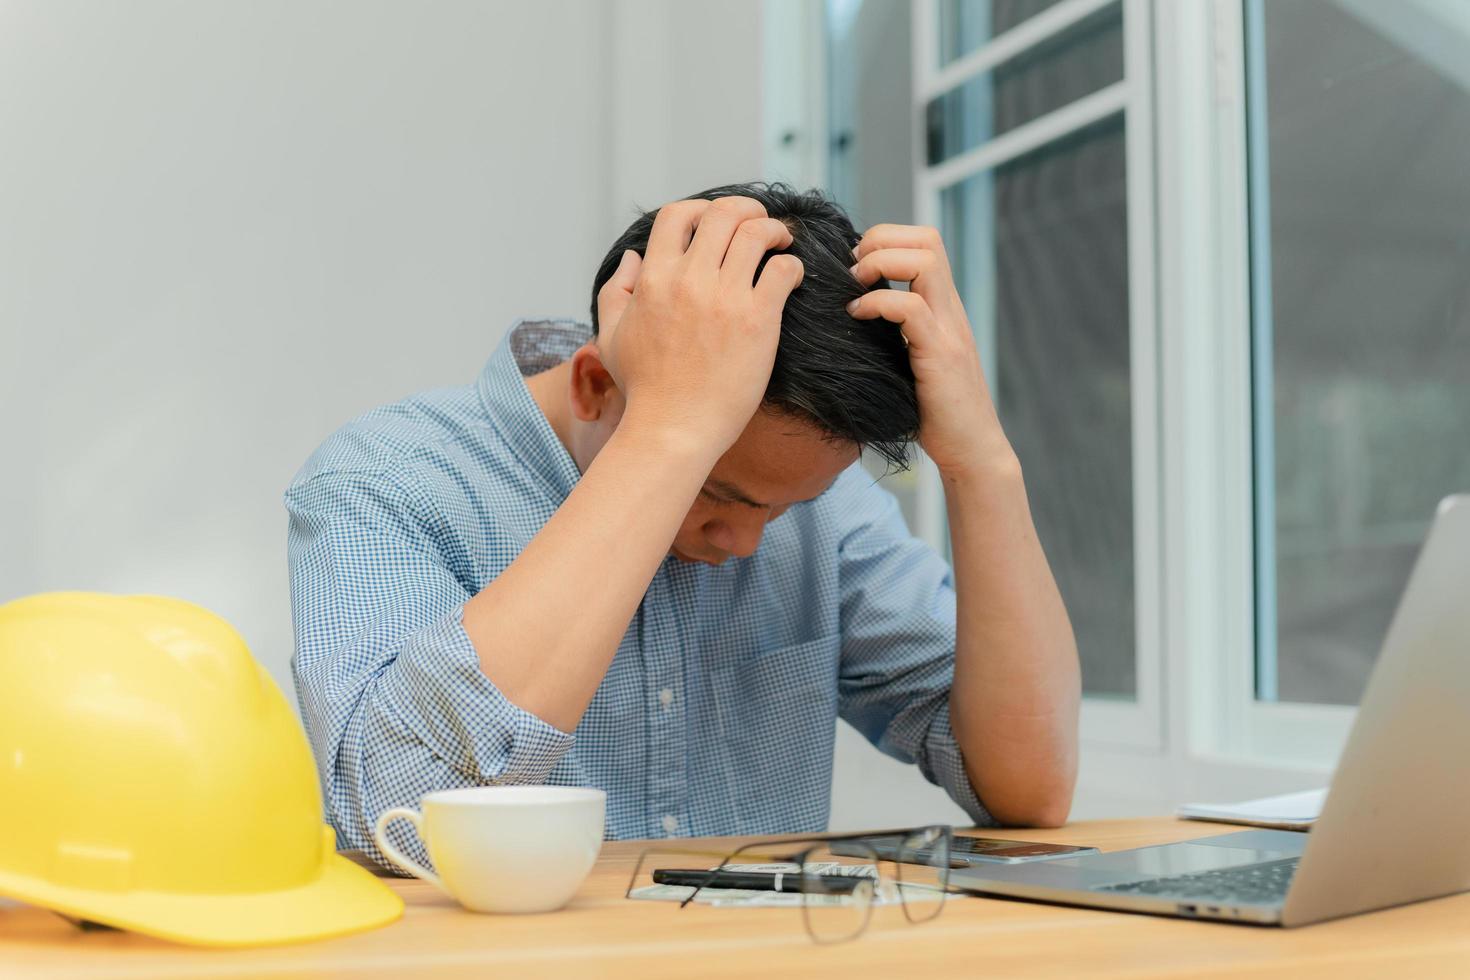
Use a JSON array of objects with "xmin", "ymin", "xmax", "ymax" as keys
[
  {"xmin": 662, "ymin": 814, "xmax": 679, "ymax": 835},
  {"xmin": 658, "ymin": 688, "xmax": 674, "ymax": 709}
]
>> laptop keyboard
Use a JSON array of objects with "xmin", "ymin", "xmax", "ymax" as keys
[{"xmin": 1098, "ymin": 856, "xmax": 1299, "ymax": 905}]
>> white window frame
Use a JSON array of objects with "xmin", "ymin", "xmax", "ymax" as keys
[
  {"xmin": 1157, "ymin": 0, "xmax": 1355, "ymax": 772},
  {"xmin": 911, "ymin": 0, "xmax": 1164, "ymax": 753}
]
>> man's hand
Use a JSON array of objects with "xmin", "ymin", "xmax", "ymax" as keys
[
  {"xmin": 848, "ymin": 224, "xmax": 1013, "ymax": 475},
  {"xmin": 596, "ymin": 196, "xmax": 804, "ymax": 457}
]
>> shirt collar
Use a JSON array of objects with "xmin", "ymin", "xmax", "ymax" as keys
[{"xmin": 477, "ymin": 318, "xmax": 589, "ymax": 502}]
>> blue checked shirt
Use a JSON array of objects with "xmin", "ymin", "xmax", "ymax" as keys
[{"xmin": 286, "ymin": 320, "xmax": 994, "ymax": 869}]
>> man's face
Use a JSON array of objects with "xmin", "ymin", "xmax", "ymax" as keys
[
  {"xmin": 670, "ymin": 409, "xmax": 859, "ymax": 565},
  {"xmin": 549, "ymin": 343, "xmax": 860, "ymax": 564}
]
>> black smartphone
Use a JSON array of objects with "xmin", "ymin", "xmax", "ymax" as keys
[
  {"xmin": 651, "ymin": 868, "xmax": 862, "ymax": 893},
  {"xmin": 832, "ymin": 834, "xmax": 1098, "ymax": 867}
]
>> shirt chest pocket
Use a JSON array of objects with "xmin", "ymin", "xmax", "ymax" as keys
[{"xmin": 708, "ymin": 633, "xmax": 841, "ymax": 833}]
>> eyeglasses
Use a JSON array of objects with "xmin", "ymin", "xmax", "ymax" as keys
[{"xmin": 625, "ymin": 825, "xmax": 954, "ymax": 944}]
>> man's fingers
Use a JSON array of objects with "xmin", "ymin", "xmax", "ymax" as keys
[
  {"xmin": 684, "ymin": 196, "xmax": 769, "ymax": 269},
  {"xmin": 753, "ymin": 253, "xmax": 804, "ymax": 319},
  {"xmin": 850, "ymin": 246, "xmax": 958, "ymax": 310},
  {"xmin": 644, "ymin": 199, "xmax": 712, "ymax": 267},
  {"xmin": 853, "ymin": 223, "xmax": 948, "ymax": 262},
  {"xmin": 608, "ymin": 248, "xmax": 642, "ymax": 294},
  {"xmin": 721, "ymin": 217, "xmax": 794, "ymax": 287},
  {"xmin": 596, "ymin": 249, "xmax": 642, "ymax": 336},
  {"xmin": 846, "ymin": 288, "xmax": 938, "ymax": 349},
  {"xmin": 851, "ymin": 246, "xmax": 950, "ymax": 286}
]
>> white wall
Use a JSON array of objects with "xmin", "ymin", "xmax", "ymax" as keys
[
  {"xmin": 610, "ymin": 0, "xmax": 765, "ymax": 212},
  {"xmin": 2, "ymin": 0, "xmax": 619, "ymax": 683},
  {"xmin": 0, "ymin": 0, "xmax": 751, "ymax": 682},
  {"xmin": 1, "ymin": 0, "xmax": 965, "ymax": 832}
]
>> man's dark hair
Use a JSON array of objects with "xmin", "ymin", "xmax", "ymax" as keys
[{"xmin": 590, "ymin": 182, "xmax": 919, "ymax": 471}]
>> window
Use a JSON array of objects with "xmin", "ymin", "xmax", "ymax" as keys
[
  {"xmin": 810, "ymin": 0, "xmax": 1465, "ymax": 785},
  {"xmin": 820, "ymin": 0, "xmax": 1160, "ymax": 742},
  {"xmin": 939, "ymin": 0, "xmax": 1070, "ymax": 65},
  {"xmin": 928, "ymin": 3, "xmax": 1123, "ymax": 161},
  {"xmin": 915, "ymin": 0, "xmax": 1156, "ymax": 711},
  {"xmin": 1246, "ymin": 0, "xmax": 1470, "ymax": 706},
  {"xmin": 940, "ymin": 118, "xmax": 1135, "ymax": 697}
]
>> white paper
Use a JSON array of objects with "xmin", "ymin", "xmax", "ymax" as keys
[
  {"xmin": 627, "ymin": 862, "xmax": 950, "ymax": 908},
  {"xmin": 1177, "ymin": 788, "xmax": 1326, "ymax": 828}
]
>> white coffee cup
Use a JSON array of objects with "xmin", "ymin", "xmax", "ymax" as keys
[{"xmin": 373, "ymin": 785, "xmax": 606, "ymax": 913}]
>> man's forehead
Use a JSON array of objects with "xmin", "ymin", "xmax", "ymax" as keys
[{"xmin": 707, "ymin": 411, "xmax": 859, "ymax": 507}]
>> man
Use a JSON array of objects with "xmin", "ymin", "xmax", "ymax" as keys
[{"xmin": 286, "ymin": 183, "xmax": 1079, "ymax": 868}]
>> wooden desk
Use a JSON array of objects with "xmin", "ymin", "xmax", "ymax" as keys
[{"xmin": 4, "ymin": 818, "xmax": 1469, "ymax": 978}]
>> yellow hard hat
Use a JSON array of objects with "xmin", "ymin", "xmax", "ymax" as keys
[{"xmin": 0, "ymin": 592, "xmax": 403, "ymax": 946}]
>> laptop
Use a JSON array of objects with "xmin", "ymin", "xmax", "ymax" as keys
[{"xmin": 952, "ymin": 494, "xmax": 1470, "ymax": 926}]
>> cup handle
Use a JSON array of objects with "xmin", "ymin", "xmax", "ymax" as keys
[{"xmin": 373, "ymin": 807, "xmax": 448, "ymax": 895}]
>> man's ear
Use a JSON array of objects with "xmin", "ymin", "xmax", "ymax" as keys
[{"xmin": 567, "ymin": 342, "xmax": 622, "ymax": 423}]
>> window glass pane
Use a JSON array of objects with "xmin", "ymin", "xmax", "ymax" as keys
[
  {"xmin": 939, "ymin": 0, "xmax": 1067, "ymax": 65},
  {"xmin": 942, "ymin": 117, "xmax": 1135, "ymax": 697},
  {"xmin": 1250, "ymin": 0, "xmax": 1470, "ymax": 704},
  {"xmin": 927, "ymin": 2, "xmax": 1122, "ymax": 165}
]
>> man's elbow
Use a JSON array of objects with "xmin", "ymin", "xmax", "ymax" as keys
[
  {"xmin": 983, "ymin": 780, "xmax": 1076, "ymax": 828},
  {"xmin": 1024, "ymin": 798, "xmax": 1073, "ymax": 829}
]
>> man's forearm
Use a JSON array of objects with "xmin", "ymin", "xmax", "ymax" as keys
[
  {"xmin": 844, "ymin": 218, "xmax": 1079, "ymax": 823},
  {"xmin": 461, "ymin": 414, "xmax": 716, "ymax": 732},
  {"xmin": 944, "ymin": 451, "xmax": 1081, "ymax": 827}
]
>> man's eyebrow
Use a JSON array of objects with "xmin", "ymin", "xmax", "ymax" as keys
[
  {"xmin": 705, "ymin": 479, "xmax": 768, "ymax": 509},
  {"xmin": 704, "ymin": 476, "xmax": 842, "ymax": 509}
]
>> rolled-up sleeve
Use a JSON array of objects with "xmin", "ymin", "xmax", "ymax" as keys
[
  {"xmin": 285, "ymin": 467, "xmax": 574, "ymax": 870},
  {"xmin": 832, "ymin": 471, "xmax": 995, "ymax": 826}
]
